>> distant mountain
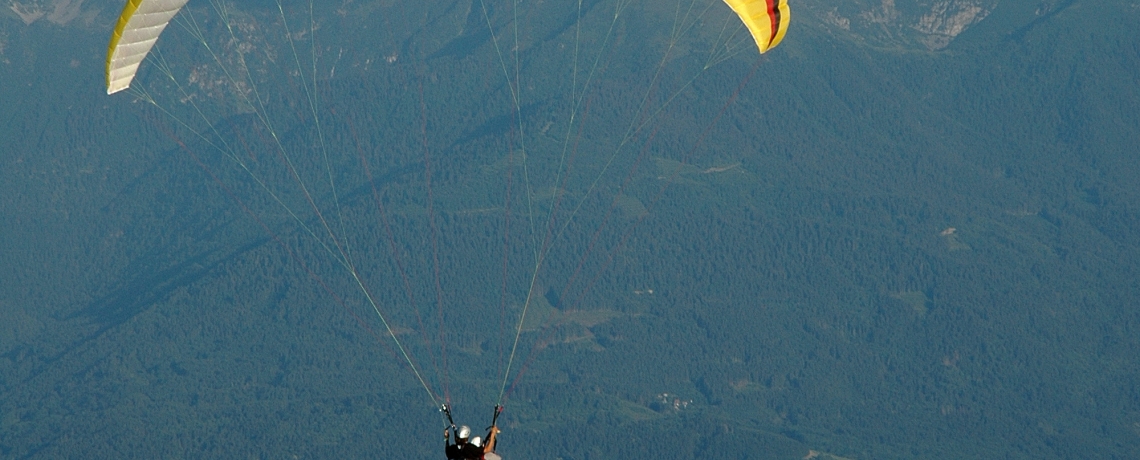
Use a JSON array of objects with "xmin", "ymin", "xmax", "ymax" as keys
[{"xmin": 802, "ymin": 0, "xmax": 997, "ymax": 49}]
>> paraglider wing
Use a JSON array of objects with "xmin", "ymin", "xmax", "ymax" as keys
[
  {"xmin": 722, "ymin": 0, "xmax": 791, "ymax": 54},
  {"xmin": 105, "ymin": 0, "xmax": 192, "ymax": 95}
]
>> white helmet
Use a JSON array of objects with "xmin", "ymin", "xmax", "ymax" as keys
[
  {"xmin": 471, "ymin": 436, "xmax": 483, "ymax": 448},
  {"xmin": 458, "ymin": 425, "xmax": 471, "ymax": 440}
]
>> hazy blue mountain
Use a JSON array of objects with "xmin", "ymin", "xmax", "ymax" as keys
[{"xmin": 2, "ymin": 1, "xmax": 1138, "ymax": 458}]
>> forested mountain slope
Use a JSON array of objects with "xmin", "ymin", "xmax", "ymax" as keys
[{"xmin": 1, "ymin": 1, "xmax": 1137, "ymax": 458}]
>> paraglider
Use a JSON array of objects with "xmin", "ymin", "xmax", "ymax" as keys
[
  {"xmin": 105, "ymin": 0, "xmax": 191, "ymax": 94},
  {"xmin": 102, "ymin": 1, "xmax": 790, "ymax": 458},
  {"xmin": 443, "ymin": 405, "xmax": 503, "ymax": 460},
  {"xmin": 444, "ymin": 424, "xmax": 475, "ymax": 460},
  {"xmin": 722, "ymin": 0, "xmax": 791, "ymax": 54}
]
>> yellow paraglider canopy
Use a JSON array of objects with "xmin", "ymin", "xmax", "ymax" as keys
[
  {"xmin": 722, "ymin": 0, "xmax": 791, "ymax": 54},
  {"xmin": 105, "ymin": 0, "xmax": 192, "ymax": 95}
]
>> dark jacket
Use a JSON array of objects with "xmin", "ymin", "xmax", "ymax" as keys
[
  {"xmin": 445, "ymin": 442, "xmax": 467, "ymax": 459},
  {"xmin": 459, "ymin": 443, "xmax": 484, "ymax": 459}
]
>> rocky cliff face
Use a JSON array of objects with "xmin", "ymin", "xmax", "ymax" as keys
[
  {"xmin": 6, "ymin": 0, "xmax": 95, "ymax": 26},
  {"xmin": 805, "ymin": 0, "xmax": 998, "ymax": 50}
]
